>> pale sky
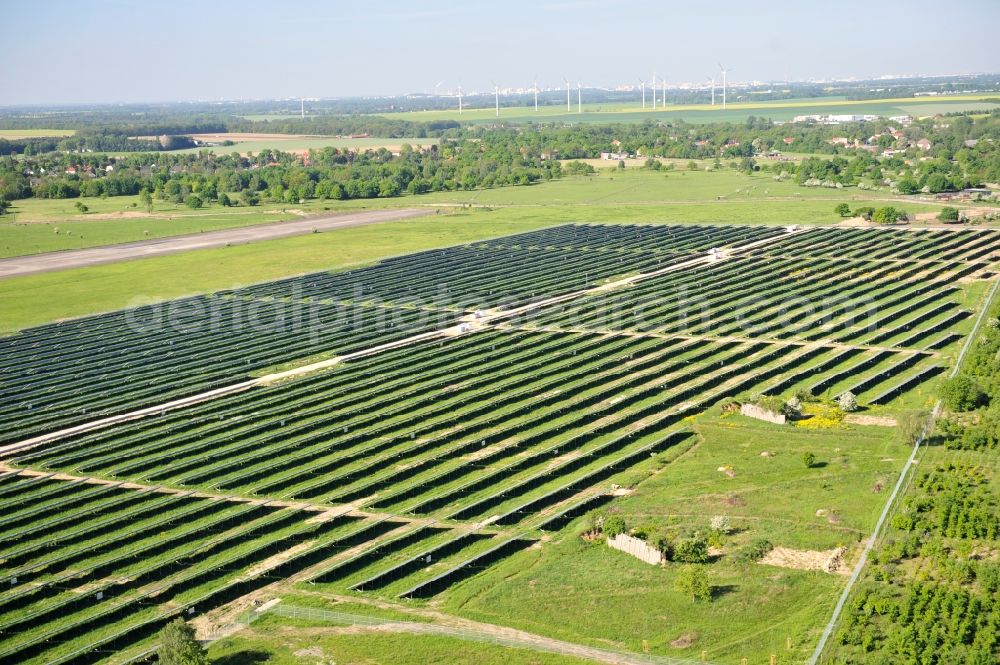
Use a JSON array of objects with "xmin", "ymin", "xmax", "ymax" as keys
[{"xmin": 3, "ymin": 0, "xmax": 999, "ymax": 105}]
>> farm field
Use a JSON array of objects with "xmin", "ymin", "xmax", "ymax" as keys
[
  {"xmin": 171, "ymin": 134, "xmax": 440, "ymax": 156},
  {"xmin": 1, "ymin": 222, "xmax": 999, "ymax": 663},
  {"xmin": 383, "ymin": 94, "xmax": 1000, "ymax": 125},
  {"xmin": 0, "ymin": 129, "xmax": 76, "ymax": 139},
  {"xmin": 2, "ymin": 168, "xmax": 961, "ymax": 257}
]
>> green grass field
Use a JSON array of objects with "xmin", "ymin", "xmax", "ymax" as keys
[
  {"xmin": 383, "ymin": 94, "xmax": 1000, "ymax": 125},
  {"xmin": 436, "ymin": 412, "xmax": 911, "ymax": 664},
  {"xmin": 208, "ymin": 619, "xmax": 592, "ymax": 665},
  {"xmin": 0, "ymin": 168, "xmax": 961, "ymax": 258},
  {"xmin": 0, "ymin": 128, "xmax": 76, "ymax": 139},
  {"xmin": 0, "ymin": 168, "xmax": 976, "ymax": 332}
]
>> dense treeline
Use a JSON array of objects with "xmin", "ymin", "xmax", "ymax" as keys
[
  {"xmin": 1, "ymin": 113, "xmax": 999, "ymax": 207},
  {"xmin": 0, "ymin": 139, "xmax": 560, "ymax": 205}
]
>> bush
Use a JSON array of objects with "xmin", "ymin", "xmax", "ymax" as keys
[
  {"xmin": 674, "ymin": 565, "xmax": 712, "ymax": 602},
  {"xmin": 940, "ymin": 375, "xmax": 987, "ymax": 412},
  {"xmin": 644, "ymin": 158, "xmax": 663, "ymax": 171},
  {"xmin": 835, "ymin": 203, "xmax": 851, "ymax": 217},
  {"xmin": 938, "ymin": 206, "xmax": 960, "ymax": 222},
  {"xmin": 852, "ymin": 206, "xmax": 875, "ymax": 221},
  {"xmin": 673, "ymin": 535, "xmax": 709, "ymax": 563},
  {"xmin": 710, "ymin": 515, "xmax": 732, "ymax": 534},
  {"xmin": 802, "ymin": 451, "xmax": 816, "ymax": 468},
  {"xmin": 872, "ymin": 206, "xmax": 905, "ymax": 224},
  {"xmin": 736, "ymin": 538, "xmax": 774, "ymax": 563},
  {"xmin": 602, "ymin": 514, "xmax": 628, "ymax": 538},
  {"xmin": 837, "ymin": 391, "xmax": 859, "ymax": 412},
  {"xmin": 564, "ymin": 160, "xmax": 595, "ymax": 176},
  {"xmin": 186, "ymin": 194, "xmax": 203, "ymax": 209},
  {"xmin": 74, "ymin": 201, "xmax": 88, "ymax": 213}
]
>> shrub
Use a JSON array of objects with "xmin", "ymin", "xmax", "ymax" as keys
[
  {"xmin": 186, "ymin": 194, "xmax": 203, "ymax": 209},
  {"xmin": 852, "ymin": 206, "xmax": 875, "ymax": 221},
  {"xmin": 74, "ymin": 201, "xmax": 88, "ymax": 213},
  {"xmin": 835, "ymin": 203, "xmax": 851, "ymax": 217},
  {"xmin": 564, "ymin": 160, "xmax": 595, "ymax": 176},
  {"xmin": 938, "ymin": 206, "xmax": 960, "ymax": 222},
  {"xmin": 940, "ymin": 375, "xmax": 987, "ymax": 412},
  {"xmin": 872, "ymin": 206, "xmax": 905, "ymax": 224},
  {"xmin": 644, "ymin": 158, "xmax": 663, "ymax": 171},
  {"xmin": 736, "ymin": 538, "xmax": 774, "ymax": 563},
  {"xmin": 802, "ymin": 451, "xmax": 816, "ymax": 468},
  {"xmin": 602, "ymin": 514, "xmax": 628, "ymax": 538},
  {"xmin": 710, "ymin": 515, "xmax": 732, "ymax": 534},
  {"xmin": 837, "ymin": 391, "xmax": 859, "ymax": 412},
  {"xmin": 674, "ymin": 565, "xmax": 712, "ymax": 602},
  {"xmin": 717, "ymin": 395, "xmax": 741, "ymax": 414},
  {"xmin": 673, "ymin": 535, "xmax": 709, "ymax": 563}
]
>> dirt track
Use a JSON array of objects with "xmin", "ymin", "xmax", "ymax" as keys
[{"xmin": 0, "ymin": 208, "xmax": 432, "ymax": 279}]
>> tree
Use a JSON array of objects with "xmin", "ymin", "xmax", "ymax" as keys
[
  {"xmin": 802, "ymin": 451, "xmax": 816, "ymax": 468},
  {"xmin": 896, "ymin": 177, "xmax": 920, "ymax": 195},
  {"xmin": 239, "ymin": 190, "xmax": 259, "ymax": 207},
  {"xmin": 617, "ymin": 159, "xmax": 626, "ymax": 170},
  {"xmin": 139, "ymin": 188, "xmax": 153, "ymax": 212},
  {"xmin": 674, "ymin": 565, "xmax": 712, "ymax": 602},
  {"xmin": 74, "ymin": 201, "xmax": 88, "ymax": 214},
  {"xmin": 185, "ymin": 194, "xmax": 203, "ymax": 209},
  {"xmin": 157, "ymin": 618, "xmax": 208, "ymax": 665},
  {"xmin": 938, "ymin": 206, "xmax": 960, "ymax": 222},
  {"xmin": 835, "ymin": 203, "xmax": 852, "ymax": 217},
  {"xmin": 837, "ymin": 391, "xmax": 859, "ymax": 412},
  {"xmin": 940, "ymin": 375, "xmax": 987, "ymax": 412},
  {"xmin": 219, "ymin": 192, "xmax": 232, "ymax": 207}
]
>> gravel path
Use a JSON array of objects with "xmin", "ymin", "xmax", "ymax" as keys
[{"xmin": 0, "ymin": 208, "xmax": 432, "ymax": 279}]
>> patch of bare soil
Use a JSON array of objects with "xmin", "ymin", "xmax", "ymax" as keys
[
  {"xmin": 243, "ymin": 541, "xmax": 314, "ymax": 579},
  {"xmin": 671, "ymin": 632, "xmax": 698, "ymax": 648},
  {"xmin": 759, "ymin": 546, "xmax": 850, "ymax": 575},
  {"xmin": 293, "ymin": 646, "xmax": 326, "ymax": 658},
  {"xmin": 844, "ymin": 414, "xmax": 897, "ymax": 427}
]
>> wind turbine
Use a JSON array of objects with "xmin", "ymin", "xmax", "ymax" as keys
[
  {"xmin": 492, "ymin": 81, "xmax": 500, "ymax": 117},
  {"xmin": 457, "ymin": 83, "xmax": 463, "ymax": 114},
  {"xmin": 577, "ymin": 82, "xmax": 582, "ymax": 113},
  {"xmin": 652, "ymin": 71, "xmax": 657, "ymax": 110},
  {"xmin": 564, "ymin": 77, "xmax": 571, "ymax": 112},
  {"xmin": 300, "ymin": 97, "xmax": 304, "ymax": 119},
  {"xmin": 637, "ymin": 77, "xmax": 645, "ymax": 109},
  {"xmin": 718, "ymin": 62, "xmax": 730, "ymax": 109},
  {"xmin": 533, "ymin": 78, "xmax": 539, "ymax": 112},
  {"xmin": 707, "ymin": 76, "xmax": 715, "ymax": 106}
]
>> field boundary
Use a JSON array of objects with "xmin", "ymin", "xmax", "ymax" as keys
[{"xmin": 807, "ymin": 273, "xmax": 1000, "ymax": 664}]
